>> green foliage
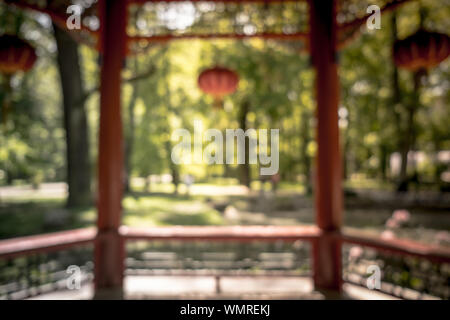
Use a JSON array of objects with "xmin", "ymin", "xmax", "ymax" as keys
[{"xmin": 0, "ymin": 2, "xmax": 449, "ymax": 190}]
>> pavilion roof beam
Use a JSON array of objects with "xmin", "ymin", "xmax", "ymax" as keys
[
  {"xmin": 3, "ymin": 0, "xmax": 99, "ymax": 50},
  {"xmin": 3, "ymin": 0, "xmax": 416, "ymax": 52},
  {"xmin": 335, "ymin": 0, "xmax": 413, "ymax": 49},
  {"xmin": 3, "ymin": 0, "xmax": 96, "ymax": 35},
  {"xmin": 128, "ymin": 0, "xmax": 305, "ymax": 4}
]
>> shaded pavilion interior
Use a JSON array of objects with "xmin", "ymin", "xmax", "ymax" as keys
[{"xmin": 0, "ymin": 0, "xmax": 449, "ymax": 299}]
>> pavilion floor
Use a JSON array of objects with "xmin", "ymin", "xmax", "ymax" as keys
[{"xmin": 26, "ymin": 275, "xmax": 409, "ymax": 300}]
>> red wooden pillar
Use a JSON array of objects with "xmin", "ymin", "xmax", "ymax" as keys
[
  {"xmin": 308, "ymin": 0, "xmax": 343, "ymax": 294},
  {"xmin": 94, "ymin": 0, "xmax": 127, "ymax": 299}
]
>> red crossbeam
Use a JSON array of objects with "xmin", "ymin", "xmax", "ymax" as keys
[
  {"xmin": 120, "ymin": 225, "xmax": 321, "ymax": 241},
  {"xmin": 129, "ymin": 32, "xmax": 309, "ymax": 43},
  {"xmin": 129, "ymin": 0, "xmax": 305, "ymax": 3}
]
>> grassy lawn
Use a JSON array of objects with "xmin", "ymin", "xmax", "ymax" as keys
[
  {"xmin": 122, "ymin": 195, "xmax": 224, "ymax": 227},
  {"xmin": 0, "ymin": 181, "xmax": 448, "ymax": 247},
  {"xmin": 0, "ymin": 192, "xmax": 225, "ymax": 239}
]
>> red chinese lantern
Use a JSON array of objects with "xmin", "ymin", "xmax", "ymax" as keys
[
  {"xmin": 0, "ymin": 34, "xmax": 37, "ymax": 74},
  {"xmin": 198, "ymin": 66, "xmax": 239, "ymax": 109},
  {"xmin": 0, "ymin": 35, "xmax": 37, "ymax": 125},
  {"xmin": 393, "ymin": 29, "xmax": 450, "ymax": 71}
]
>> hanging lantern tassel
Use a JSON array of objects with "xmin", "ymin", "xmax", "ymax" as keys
[
  {"xmin": 198, "ymin": 66, "xmax": 239, "ymax": 110},
  {"xmin": 213, "ymin": 96, "xmax": 224, "ymax": 109}
]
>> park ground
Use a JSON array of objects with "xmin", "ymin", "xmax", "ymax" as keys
[{"xmin": 0, "ymin": 178, "xmax": 449, "ymax": 247}]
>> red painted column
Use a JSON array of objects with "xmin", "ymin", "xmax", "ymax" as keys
[
  {"xmin": 308, "ymin": 0, "xmax": 343, "ymax": 294},
  {"xmin": 94, "ymin": 0, "xmax": 127, "ymax": 299}
]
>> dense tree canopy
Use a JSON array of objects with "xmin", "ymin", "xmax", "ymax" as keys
[{"xmin": 0, "ymin": 0, "xmax": 449, "ymax": 199}]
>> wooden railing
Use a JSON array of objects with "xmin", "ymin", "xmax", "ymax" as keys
[
  {"xmin": 120, "ymin": 225, "xmax": 321, "ymax": 242},
  {"xmin": 0, "ymin": 228, "xmax": 96, "ymax": 259},
  {"xmin": 0, "ymin": 226, "xmax": 449, "ymax": 299},
  {"xmin": 342, "ymin": 229, "xmax": 450, "ymax": 263}
]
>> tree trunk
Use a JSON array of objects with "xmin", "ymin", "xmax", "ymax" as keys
[
  {"xmin": 222, "ymin": 129, "xmax": 231, "ymax": 178},
  {"xmin": 397, "ymin": 71, "xmax": 423, "ymax": 192},
  {"xmin": 144, "ymin": 176, "xmax": 151, "ymax": 193},
  {"xmin": 300, "ymin": 108, "xmax": 312, "ymax": 193},
  {"xmin": 53, "ymin": 24, "xmax": 92, "ymax": 207},
  {"xmin": 379, "ymin": 144, "xmax": 388, "ymax": 181},
  {"xmin": 391, "ymin": 14, "xmax": 408, "ymax": 192},
  {"xmin": 398, "ymin": 112, "xmax": 412, "ymax": 191},
  {"xmin": 171, "ymin": 163, "xmax": 179, "ymax": 195},
  {"xmin": 124, "ymin": 61, "xmax": 139, "ymax": 193},
  {"xmin": 238, "ymin": 100, "xmax": 251, "ymax": 188},
  {"xmin": 165, "ymin": 140, "xmax": 179, "ymax": 195}
]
